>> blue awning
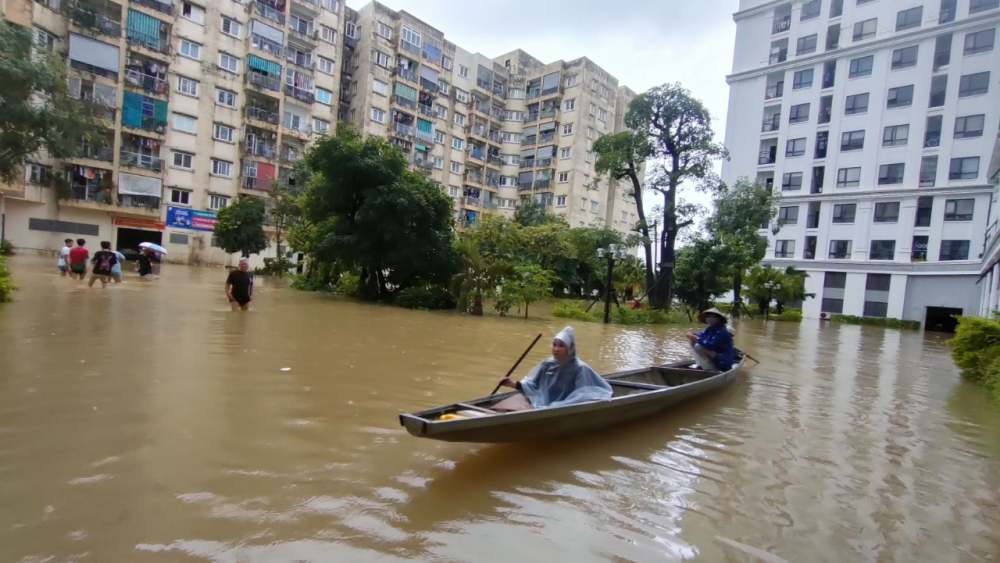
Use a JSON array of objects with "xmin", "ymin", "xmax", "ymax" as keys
[
  {"xmin": 248, "ymin": 54, "xmax": 281, "ymax": 76},
  {"xmin": 414, "ymin": 143, "xmax": 427, "ymax": 151}
]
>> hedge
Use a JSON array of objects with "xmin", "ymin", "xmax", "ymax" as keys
[
  {"xmin": 950, "ymin": 316, "xmax": 1000, "ymax": 405},
  {"xmin": 831, "ymin": 314, "xmax": 921, "ymax": 330}
]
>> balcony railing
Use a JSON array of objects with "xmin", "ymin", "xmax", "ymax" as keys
[
  {"xmin": 462, "ymin": 196, "xmax": 481, "ymax": 208},
  {"xmin": 769, "ymin": 48, "xmax": 788, "ymax": 65},
  {"xmin": 344, "ymin": 36, "xmax": 357, "ymax": 50},
  {"xmin": 286, "ymin": 51, "xmax": 314, "ymax": 72},
  {"xmin": 765, "ymin": 82, "xmax": 784, "ymax": 99},
  {"xmin": 126, "ymin": 32, "xmax": 170, "ymax": 55},
  {"xmin": 71, "ymin": 59, "xmax": 118, "ymax": 80},
  {"xmin": 465, "ymin": 173, "xmax": 483, "ymax": 185},
  {"xmin": 252, "ymin": 34, "xmax": 284, "ymax": 58},
  {"xmin": 519, "ymin": 160, "xmax": 535, "ymax": 169},
  {"xmin": 418, "ymin": 104, "xmax": 435, "ymax": 117},
  {"xmin": 521, "ymin": 137, "xmax": 537, "ymax": 147},
  {"xmin": 524, "ymin": 113, "xmax": 539, "ymax": 124},
  {"xmin": 484, "ymin": 175, "xmax": 500, "ymax": 187},
  {"xmin": 70, "ymin": 7, "xmax": 122, "ymax": 38},
  {"xmin": 131, "ymin": 0, "xmax": 174, "ymax": 16},
  {"xmin": 527, "ymin": 90, "xmax": 541, "ymax": 100},
  {"xmin": 246, "ymin": 105, "xmax": 280, "ymax": 125},
  {"xmin": 245, "ymin": 140, "xmax": 277, "ymax": 158},
  {"xmin": 468, "ymin": 149, "xmax": 484, "ymax": 161},
  {"xmin": 773, "ymin": 15, "xmax": 791, "ymax": 34},
  {"xmin": 413, "ymin": 157, "xmax": 433, "ymax": 170},
  {"xmin": 280, "ymin": 148, "xmax": 303, "ymax": 161},
  {"xmin": 534, "ymin": 178, "xmax": 551, "ymax": 189},
  {"xmin": 400, "ymin": 40, "xmax": 420, "ymax": 56},
  {"xmin": 539, "ymin": 132, "xmax": 556, "ymax": 143},
  {"xmin": 253, "ymin": 1, "xmax": 285, "ymax": 25},
  {"xmin": 289, "ymin": 26, "xmax": 317, "ymax": 43},
  {"xmin": 476, "ymin": 78, "xmax": 491, "ymax": 90},
  {"xmin": 124, "ymin": 70, "xmax": 167, "ymax": 96},
  {"xmin": 762, "ymin": 117, "xmax": 780, "ymax": 132},
  {"xmin": 248, "ymin": 71, "xmax": 281, "ymax": 92},
  {"xmin": 419, "ymin": 77, "xmax": 439, "ymax": 93},
  {"xmin": 120, "ymin": 150, "xmax": 163, "ymax": 172},
  {"xmin": 124, "ymin": 115, "xmax": 167, "ymax": 134},
  {"xmin": 284, "ymin": 84, "xmax": 315, "ymax": 104},
  {"xmin": 71, "ymin": 183, "xmax": 108, "ymax": 203},
  {"xmin": 758, "ymin": 150, "xmax": 776, "ymax": 165},
  {"xmin": 395, "ymin": 68, "xmax": 418, "ymax": 83},
  {"xmin": 282, "ymin": 119, "xmax": 310, "ymax": 135},
  {"xmin": 470, "ymin": 125, "xmax": 487, "ymax": 138},
  {"xmin": 73, "ymin": 142, "xmax": 113, "ymax": 162},
  {"xmin": 806, "ymin": 213, "xmax": 820, "ymax": 229},
  {"xmin": 118, "ymin": 193, "xmax": 161, "ymax": 209},
  {"xmin": 540, "ymin": 108, "xmax": 557, "ymax": 119},
  {"xmin": 393, "ymin": 122, "xmax": 414, "ymax": 137},
  {"xmin": 536, "ymin": 157, "xmax": 552, "ymax": 167},
  {"xmin": 392, "ymin": 95, "xmax": 416, "ymax": 109},
  {"xmin": 416, "ymin": 129, "xmax": 434, "ymax": 142}
]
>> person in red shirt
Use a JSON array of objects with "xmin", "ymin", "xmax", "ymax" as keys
[{"xmin": 68, "ymin": 239, "xmax": 89, "ymax": 280}]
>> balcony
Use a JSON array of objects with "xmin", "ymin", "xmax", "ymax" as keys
[
  {"xmin": 118, "ymin": 193, "xmax": 160, "ymax": 210},
  {"xmin": 465, "ymin": 172, "xmax": 484, "ymax": 186},
  {"xmin": 484, "ymin": 174, "xmax": 500, "ymax": 187},
  {"xmin": 246, "ymin": 105, "xmax": 280, "ymax": 125},
  {"xmin": 120, "ymin": 150, "xmax": 163, "ymax": 172},
  {"xmin": 519, "ymin": 160, "xmax": 535, "ymax": 169},
  {"xmin": 282, "ymin": 118, "xmax": 310, "ymax": 137},
  {"xmin": 534, "ymin": 178, "xmax": 551, "ymax": 189},
  {"xmin": 252, "ymin": 34, "xmax": 284, "ymax": 59},
  {"xmin": 415, "ymin": 128, "xmax": 434, "ymax": 143},
  {"xmin": 540, "ymin": 108, "xmax": 557, "ymax": 120},
  {"xmin": 344, "ymin": 36, "xmax": 357, "ymax": 50},
  {"xmin": 769, "ymin": 48, "xmax": 788, "ymax": 65},
  {"xmin": 539, "ymin": 132, "xmax": 556, "ymax": 144},
  {"xmin": 412, "ymin": 156, "xmax": 434, "ymax": 171},
  {"xmin": 773, "ymin": 15, "xmax": 791, "ymax": 34},
  {"xmin": 419, "ymin": 77, "xmax": 440, "ymax": 94},
  {"xmin": 392, "ymin": 95, "xmax": 416, "ymax": 110},
  {"xmin": 394, "ymin": 67, "xmax": 418, "ymax": 83},
  {"xmin": 253, "ymin": 1, "xmax": 286, "ymax": 25},
  {"xmin": 280, "ymin": 147, "xmax": 303, "ymax": 162},
  {"xmin": 70, "ymin": 182, "xmax": 110, "ymax": 204},
  {"xmin": 765, "ymin": 82, "xmax": 784, "ymax": 100},
  {"xmin": 70, "ymin": 59, "xmax": 118, "ymax": 80},
  {"xmin": 124, "ymin": 69, "xmax": 167, "ymax": 96},
  {"xmin": 471, "ymin": 102, "xmax": 490, "ymax": 116},
  {"xmin": 126, "ymin": 26, "xmax": 171, "ymax": 56},
  {"xmin": 123, "ymin": 115, "xmax": 167, "ymax": 134},
  {"xmin": 244, "ymin": 138, "xmax": 277, "ymax": 159},
  {"xmin": 418, "ymin": 104, "xmax": 435, "ymax": 117},
  {"xmin": 131, "ymin": 0, "xmax": 173, "ymax": 16},
  {"xmin": 69, "ymin": 6, "xmax": 122, "ymax": 38},
  {"xmin": 527, "ymin": 90, "xmax": 541, "ymax": 100},
  {"xmin": 521, "ymin": 137, "xmax": 537, "ymax": 147},
  {"xmin": 400, "ymin": 40, "xmax": 421, "ymax": 56},
  {"xmin": 73, "ymin": 142, "xmax": 114, "ymax": 163},
  {"xmin": 286, "ymin": 50, "xmax": 314, "ymax": 72},
  {"xmin": 283, "ymin": 84, "xmax": 315, "ymax": 104},
  {"xmin": 470, "ymin": 124, "xmax": 488, "ymax": 138},
  {"xmin": 462, "ymin": 196, "xmax": 481, "ymax": 208},
  {"xmin": 289, "ymin": 26, "xmax": 318, "ymax": 46},
  {"xmin": 762, "ymin": 117, "xmax": 780, "ymax": 133},
  {"xmin": 248, "ymin": 71, "xmax": 282, "ymax": 92},
  {"xmin": 758, "ymin": 150, "xmax": 776, "ymax": 165},
  {"xmin": 393, "ymin": 122, "xmax": 414, "ymax": 138},
  {"xmin": 468, "ymin": 148, "xmax": 484, "ymax": 162},
  {"xmin": 524, "ymin": 113, "xmax": 539, "ymax": 124},
  {"xmin": 806, "ymin": 213, "xmax": 820, "ymax": 229}
]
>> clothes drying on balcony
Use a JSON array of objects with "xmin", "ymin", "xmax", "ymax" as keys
[
  {"xmin": 248, "ymin": 54, "xmax": 282, "ymax": 76},
  {"xmin": 73, "ymin": 165, "xmax": 110, "ymax": 180},
  {"xmin": 127, "ymin": 9, "xmax": 164, "ymax": 50},
  {"xmin": 68, "ymin": 33, "xmax": 120, "ymax": 74}
]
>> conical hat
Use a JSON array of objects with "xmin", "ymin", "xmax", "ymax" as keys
[{"xmin": 701, "ymin": 307, "xmax": 728, "ymax": 322}]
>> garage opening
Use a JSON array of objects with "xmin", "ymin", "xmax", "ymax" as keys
[
  {"xmin": 117, "ymin": 227, "xmax": 161, "ymax": 253},
  {"xmin": 925, "ymin": 307, "xmax": 962, "ymax": 333}
]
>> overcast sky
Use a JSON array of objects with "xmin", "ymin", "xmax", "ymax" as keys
[{"xmin": 347, "ymin": 0, "xmax": 742, "ymax": 231}]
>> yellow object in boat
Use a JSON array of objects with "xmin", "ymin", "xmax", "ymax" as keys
[{"xmin": 438, "ymin": 413, "xmax": 466, "ymax": 421}]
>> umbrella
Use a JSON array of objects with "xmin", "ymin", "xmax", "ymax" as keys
[{"xmin": 139, "ymin": 242, "xmax": 168, "ymax": 255}]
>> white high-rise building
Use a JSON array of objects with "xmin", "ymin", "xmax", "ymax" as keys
[{"xmin": 722, "ymin": 0, "xmax": 1000, "ymax": 328}]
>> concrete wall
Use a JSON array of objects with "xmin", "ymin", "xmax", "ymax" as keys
[{"xmin": 903, "ymin": 274, "xmax": 981, "ymax": 323}]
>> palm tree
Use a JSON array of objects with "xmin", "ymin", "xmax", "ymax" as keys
[{"xmin": 450, "ymin": 238, "xmax": 510, "ymax": 315}]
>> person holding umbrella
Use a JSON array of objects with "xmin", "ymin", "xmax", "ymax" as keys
[{"xmin": 136, "ymin": 242, "xmax": 166, "ymax": 278}]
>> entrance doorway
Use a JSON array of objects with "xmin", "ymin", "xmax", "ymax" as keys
[
  {"xmin": 116, "ymin": 227, "xmax": 161, "ymax": 252},
  {"xmin": 925, "ymin": 307, "xmax": 962, "ymax": 333}
]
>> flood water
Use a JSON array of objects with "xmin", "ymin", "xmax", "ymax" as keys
[{"xmin": 1, "ymin": 255, "xmax": 1000, "ymax": 562}]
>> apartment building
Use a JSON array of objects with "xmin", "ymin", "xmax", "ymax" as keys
[
  {"xmin": 0, "ymin": 0, "xmax": 344, "ymax": 266},
  {"xmin": 722, "ymin": 0, "xmax": 1000, "ymax": 327},
  {"xmin": 338, "ymin": 2, "xmax": 639, "ymax": 234}
]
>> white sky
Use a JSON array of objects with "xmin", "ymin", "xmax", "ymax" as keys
[{"xmin": 347, "ymin": 0, "xmax": 742, "ymax": 234}]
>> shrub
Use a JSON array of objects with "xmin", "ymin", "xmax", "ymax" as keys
[
  {"xmin": 0, "ymin": 238, "xmax": 13, "ymax": 256},
  {"xmin": 553, "ymin": 301, "xmax": 689, "ymax": 325},
  {"xmin": 831, "ymin": 314, "xmax": 920, "ymax": 330},
  {"xmin": 333, "ymin": 272, "xmax": 360, "ymax": 297},
  {"xmin": 257, "ymin": 257, "xmax": 295, "ymax": 277},
  {"xmin": 0, "ymin": 256, "xmax": 17, "ymax": 303},
  {"xmin": 394, "ymin": 286, "xmax": 457, "ymax": 310},
  {"xmin": 949, "ymin": 316, "xmax": 1000, "ymax": 385},
  {"xmin": 772, "ymin": 308, "xmax": 803, "ymax": 322},
  {"xmin": 291, "ymin": 273, "xmax": 333, "ymax": 292}
]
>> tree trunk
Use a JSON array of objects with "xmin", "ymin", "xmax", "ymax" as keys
[
  {"xmin": 524, "ymin": 302, "xmax": 529, "ymax": 319},
  {"xmin": 731, "ymin": 271, "xmax": 743, "ymax": 319},
  {"xmin": 627, "ymin": 164, "xmax": 656, "ymax": 295}
]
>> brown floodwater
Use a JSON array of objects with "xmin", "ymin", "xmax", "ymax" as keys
[{"xmin": 1, "ymin": 255, "xmax": 999, "ymax": 563}]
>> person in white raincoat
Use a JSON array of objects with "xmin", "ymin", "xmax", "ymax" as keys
[{"xmin": 499, "ymin": 326, "xmax": 613, "ymax": 408}]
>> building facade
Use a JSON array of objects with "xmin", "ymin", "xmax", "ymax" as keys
[
  {"xmin": 0, "ymin": 0, "xmax": 637, "ymax": 267},
  {"xmin": 723, "ymin": 0, "xmax": 1000, "ymax": 327}
]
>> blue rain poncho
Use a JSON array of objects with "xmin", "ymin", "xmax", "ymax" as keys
[{"xmin": 518, "ymin": 327, "xmax": 613, "ymax": 408}]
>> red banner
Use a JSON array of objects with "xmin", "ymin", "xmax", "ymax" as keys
[{"xmin": 113, "ymin": 217, "xmax": 165, "ymax": 230}]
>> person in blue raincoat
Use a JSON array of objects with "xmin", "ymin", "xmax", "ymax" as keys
[
  {"xmin": 686, "ymin": 308, "xmax": 735, "ymax": 371},
  {"xmin": 499, "ymin": 326, "xmax": 612, "ymax": 408}
]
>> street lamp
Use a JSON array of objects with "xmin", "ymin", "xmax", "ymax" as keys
[
  {"xmin": 763, "ymin": 281, "xmax": 782, "ymax": 322},
  {"xmin": 597, "ymin": 244, "xmax": 630, "ymax": 324}
]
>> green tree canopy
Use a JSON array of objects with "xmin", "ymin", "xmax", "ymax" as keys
[
  {"xmin": 213, "ymin": 196, "xmax": 269, "ymax": 258},
  {"xmin": 672, "ymin": 237, "xmax": 732, "ymax": 312}
]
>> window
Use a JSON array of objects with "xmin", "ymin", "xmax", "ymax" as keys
[
  {"xmin": 434, "ymin": 131, "xmax": 445, "ymax": 143},
  {"xmin": 782, "ymin": 172, "xmax": 803, "ymax": 190},
  {"xmin": 438, "ymin": 82, "xmax": 450, "ymax": 94},
  {"xmin": 823, "ymin": 60, "xmax": 837, "ymax": 87},
  {"xmin": 442, "ymin": 56, "xmax": 452, "ymax": 70},
  {"xmin": 832, "ymin": 203, "xmax": 856, "ymax": 223},
  {"xmin": 216, "ymin": 88, "xmax": 236, "ymax": 108},
  {"xmin": 322, "ymin": 0, "xmax": 338, "ymax": 10},
  {"xmin": 896, "ymin": 6, "xmax": 923, "ymax": 31},
  {"xmin": 849, "ymin": 55, "xmax": 874, "ymax": 78},
  {"xmin": 213, "ymin": 123, "xmax": 234, "ymax": 142},
  {"xmin": 959, "ymin": 72, "xmax": 990, "ymax": 96},
  {"xmin": 891, "ymin": 46, "xmax": 919, "ymax": 69},
  {"xmin": 841, "ymin": 130, "xmax": 865, "ymax": 151},
  {"xmin": 919, "ymin": 156, "xmax": 938, "ymax": 186},
  {"xmin": 797, "ymin": 34, "xmax": 818, "ymax": 55},
  {"xmin": 878, "ymin": 163, "xmax": 905, "ymax": 185},
  {"xmin": 455, "ymin": 89, "xmax": 468, "ymax": 103},
  {"xmin": 934, "ymin": 34, "xmax": 952, "ymax": 69},
  {"xmin": 886, "ymin": 85, "xmax": 914, "ymax": 108},
  {"xmin": 313, "ymin": 118, "xmax": 329, "ymax": 134},
  {"xmin": 320, "ymin": 25, "xmax": 336, "ymax": 43},
  {"xmin": 372, "ymin": 80, "xmax": 388, "ymax": 96},
  {"xmin": 590, "ymin": 201, "xmax": 598, "ymax": 213},
  {"xmin": 448, "ymin": 185, "xmax": 459, "ymax": 197},
  {"xmin": 955, "ymin": 114, "xmax": 985, "ymax": 139},
  {"xmin": 786, "ymin": 137, "xmax": 806, "ymax": 157},
  {"xmin": 222, "ymin": 17, "xmax": 242, "ymax": 38},
  {"xmin": 563, "ymin": 124, "xmax": 573, "ymax": 135},
  {"xmin": 459, "ymin": 65, "xmax": 469, "ymax": 78},
  {"xmin": 370, "ymin": 108, "xmax": 385, "ymax": 123},
  {"xmin": 830, "ymin": 0, "xmax": 844, "ymax": 17},
  {"xmin": 181, "ymin": 2, "xmax": 205, "ymax": 24},
  {"xmin": 33, "ymin": 28, "xmax": 54, "ymax": 52},
  {"xmin": 873, "ymin": 202, "xmax": 900, "ymax": 223},
  {"xmin": 801, "ymin": 0, "xmax": 822, "ymax": 20},
  {"xmin": 170, "ymin": 189, "xmax": 190, "ymax": 205},
  {"xmin": 789, "ymin": 103, "xmax": 810, "ymax": 123},
  {"xmin": 598, "ymin": 108, "xmax": 607, "ymax": 121},
  {"xmin": 940, "ymin": 240, "xmax": 970, "ymax": 261},
  {"xmin": 558, "ymin": 172, "xmax": 569, "ymax": 183},
  {"xmin": 587, "ymin": 128, "xmax": 595, "ymax": 140},
  {"xmin": 173, "ymin": 113, "xmax": 196, "ymax": 133},
  {"xmin": 209, "ymin": 195, "xmax": 229, "ymax": 211},
  {"xmin": 452, "ymin": 138, "xmax": 463, "ymax": 150},
  {"xmin": 870, "ymin": 240, "xmax": 896, "ymax": 260},
  {"xmin": 318, "ymin": 57, "xmax": 335, "ymax": 74},
  {"xmin": 211, "ymin": 159, "xmax": 232, "ymax": 177},
  {"xmin": 556, "ymin": 195, "xmax": 567, "ymax": 207},
  {"xmin": 452, "ymin": 113, "xmax": 465, "ymax": 126},
  {"xmin": 564, "ymin": 99, "xmax": 576, "ymax": 111},
  {"xmin": 816, "ymin": 131, "xmax": 829, "ymax": 157},
  {"xmin": 377, "ymin": 22, "xmax": 392, "ymax": 39},
  {"xmin": 837, "ymin": 167, "xmax": 861, "ymax": 187},
  {"xmin": 580, "ymin": 198, "xmax": 587, "ymax": 210},
  {"xmin": 778, "ymin": 205, "xmax": 799, "ymax": 225},
  {"xmin": 970, "ymin": 0, "xmax": 1000, "ymax": 14},
  {"xmin": 915, "ymin": 197, "xmax": 933, "ymax": 227},
  {"xmin": 829, "ymin": 240, "xmax": 852, "ymax": 259},
  {"xmin": 925, "ymin": 115, "xmax": 943, "ymax": 147},
  {"xmin": 929, "ymin": 75, "xmax": 947, "ymax": 107},
  {"xmin": 945, "ymin": 198, "xmax": 975, "ymax": 221},
  {"xmin": 565, "ymin": 75, "xmax": 578, "ymax": 87},
  {"xmin": 775, "ymin": 240, "xmax": 796, "ymax": 258},
  {"xmin": 965, "ymin": 29, "xmax": 996, "ymax": 55},
  {"xmin": 315, "ymin": 88, "xmax": 332, "ymax": 105},
  {"xmin": 375, "ymin": 52, "xmax": 390, "ymax": 67},
  {"xmin": 219, "ymin": 53, "xmax": 239, "ymax": 73},
  {"xmin": 949, "ymin": 157, "xmax": 980, "ymax": 180},
  {"xmin": 432, "ymin": 156, "xmax": 443, "ymax": 169},
  {"xmin": 436, "ymin": 105, "xmax": 447, "ymax": 119},
  {"xmin": 844, "ymin": 93, "xmax": 869, "ymax": 114},
  {"xmin": 560, "ymin": 147, "xmax": 572, "ymax": 158},
  {"xmin": 883, "ymin": 124, "xmax": 909, "ymax": 147},
  {"xmin": 177, "ymin": 76, "xmax": 199, "ymax": 96},
  {"xmin": 793, "ymin": 68, "xmax": 814, "ymax": 89},
  {"xmin": 589, "ymin": 103, "xmax": 596, "ymax": 116},
  {"xmin": 173, "ymin": 151, "xmax": 194, "ymax": 169},
  {"xmin": 854, "ymin": 18, "xmax": 877, "ymax": 41},
  {"xmin": 348, "ymin": 109, "xmax": 356, "ymax": 122},
  {"xmin": 450, "ymin": 162, "xmax": 460, "ymax": 174},
  {"xmin": 179, "ymin": 39, "xmax": 201, "ymax": 60},
  {"xmin": 940, "ymin": 0, "xmax": 958, "ymax": 22}
]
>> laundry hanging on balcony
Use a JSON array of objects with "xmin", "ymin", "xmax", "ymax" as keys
[
  {"xmin": 393, "ymin": 82, "xmax": 417, "ymax": 101},
  {"xmin": 68, "ymin": 33, "xmax": 120, "ymax": 74},
  {"xmin": 248, "ymin": 54, "xmax": 281, "ymax": 76},
  {"xmin": 250, "ymin": 20, "xmax": 284, "ymax": 44},
  {"xmin": 127, "ymin": 9, "xmax": 162, "ymax": 50},
  {"xmin": 118, "ymin": 173, "xmax": 163, "ymax": 197}
]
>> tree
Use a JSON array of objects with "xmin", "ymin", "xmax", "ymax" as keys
[
  {"xmin": 672, "ymin": 237, "xmax": 731, "ymax": 312},
  {"xmin": 0, "ymin": 21, "xmax": 104, "ymax": 184},
  {"xmin": 743, "ymin": 265, "xmax": 814, "ymax": 312},
  {"xmin": 706, "ymin": 179, "xmax": 779, "ymax": 317},
  {"xmin": 514, "ymin": 197, "xmax": 561, "ymax": 227},
  {"xmin": 213, "ymin": 196, "xmax": 269, "ymax": 258},
  {"xmin": 500, "ymin": 263, "xmax": 556, "ymax": 319},
  {"xmin": 627, "ymin": 83, "xmax": 728, "ymax": 309},
  {"xmin": 613, "ymin": 255, "xmax": 646, "ymax": 300},
  {"xmin": 450, "ymin": 238, "xmax": 510, "ymax": 315},
  {"xmin": 300, "ymin": 126, "xmax": 457, "ymax": 300},
  {"xmin": 269, "ymin": 160, "xmax": 308, "ymax": 259}
]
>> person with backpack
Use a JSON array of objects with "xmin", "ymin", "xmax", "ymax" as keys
[{"xmin": 88, "ymin": 241, "xmax": 118, "ymax": 288}]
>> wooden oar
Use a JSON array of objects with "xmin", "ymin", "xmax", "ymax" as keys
[{"xmin": 490, "ymin": 333, "xmax": 543, "ymax": 395}]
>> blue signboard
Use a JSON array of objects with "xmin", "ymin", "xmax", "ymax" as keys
[{"xmin": 166, "ymin": 206, "xmax": 217, "ymax": 232}]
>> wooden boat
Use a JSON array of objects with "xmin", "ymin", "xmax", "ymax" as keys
[{"xmin": 399, "ymin": 353, "xmax": 747, "ymax": 443}]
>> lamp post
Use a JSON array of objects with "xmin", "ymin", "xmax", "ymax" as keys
[
  {"xmin": 597, "ymin": 244, "xmax": 629, "ymax": 324},
  {"xmin": 764, "ymin": 281, "xmax": 781, "ymax": 321}
]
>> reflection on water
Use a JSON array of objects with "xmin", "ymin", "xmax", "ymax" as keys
[{"xmin": 1, "ymin": 255, "xmax": 999, "ymax": 562}]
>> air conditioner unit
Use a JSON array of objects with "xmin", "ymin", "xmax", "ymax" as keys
[{"xmin": 311, "ymin": 30, "xmax": 320, "ymax": 40}]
